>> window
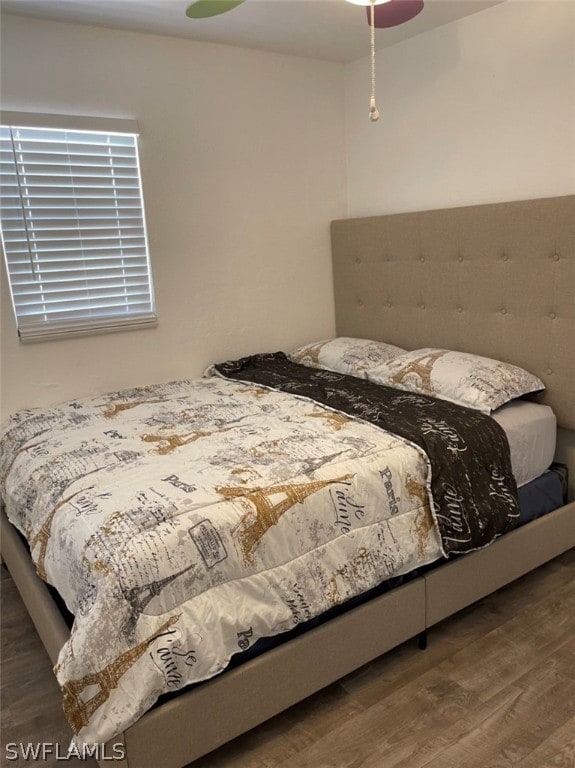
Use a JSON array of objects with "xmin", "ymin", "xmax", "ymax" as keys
[{"xmin": 0, "ymin": 113, "xmax": 156, "ymax": 341}]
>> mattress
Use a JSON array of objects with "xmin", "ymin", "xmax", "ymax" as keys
[
  {"xmin": 491, "ymin": 401, "xmax": 556, "ymax": 488},
  {"xmin": 517, "ymin": 464, "xmax": 567, "ymax": 524}
]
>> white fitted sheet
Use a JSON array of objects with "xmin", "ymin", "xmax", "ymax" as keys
[{"xmin": 491, "ymin": 400, "xmax": 556, "ymax": 488}]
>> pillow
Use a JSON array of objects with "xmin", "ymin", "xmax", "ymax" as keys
[
  {"xmin": 289, "ymin": 337, "xmax": 407, "ymax": 379},
  {"xmin": 367, "ymin": 348, "xmax": 544, "ymax": 414}
]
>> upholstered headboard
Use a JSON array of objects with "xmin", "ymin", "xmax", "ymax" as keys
[{"xmin": 331, "ymin": 195, "xmax": 575, "ymax": 432}]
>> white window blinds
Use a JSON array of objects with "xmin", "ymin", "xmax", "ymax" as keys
[{"xmin": 0, "ymin": 119, "xmax": 156, "ymax": 341}]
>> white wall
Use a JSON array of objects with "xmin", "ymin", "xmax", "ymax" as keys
[
  {"xmin": 2, "ymin": 2, "xmax": 574, "ymax": 418},
  {"xmin": 0, "ymin": 15, "xmax": 346, "ymax": 418},
  {"xmin": 345, "ymin": 0, "xmax": 575, "ymax": 217}
]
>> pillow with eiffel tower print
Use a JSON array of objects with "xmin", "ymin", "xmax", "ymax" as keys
[
  {"xmin": 367, "ymin": 348, "xmax": 545, "ymax": 414},
  {"xmin": 289, "ymin": 337, "xmax": 406, "ymax": 378}
]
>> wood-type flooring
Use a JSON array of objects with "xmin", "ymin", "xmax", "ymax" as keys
[{"xmin": 1, "ymin": 549, "xmax": 574, "ymax": 768}]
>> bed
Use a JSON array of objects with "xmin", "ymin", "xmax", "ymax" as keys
[{"xmin": 1, "ymin": 194, "xmax": 574, "ymax": 768}]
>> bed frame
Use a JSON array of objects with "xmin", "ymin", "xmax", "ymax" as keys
[{"xmin": 2, "ymin": 194, "xmax": 574, "ymax": 768}]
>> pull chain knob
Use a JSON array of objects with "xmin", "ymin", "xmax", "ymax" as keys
[{"xmin": 369, "ymin": 0, "xmax": 380, "ymax": 122}]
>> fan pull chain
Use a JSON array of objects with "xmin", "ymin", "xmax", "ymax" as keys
[{"xmin": 369, "ymin": 0, "xmax": 380, "ymax": 122}]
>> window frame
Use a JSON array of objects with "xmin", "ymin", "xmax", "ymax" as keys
[{"xmin": 0, "ymin": 111, "xmax": 157, "ymax": 342}]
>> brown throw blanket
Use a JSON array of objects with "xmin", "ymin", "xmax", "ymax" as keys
[{"xmin": 216, "ymin": 352, "xmax": 520, "ymax": 556}]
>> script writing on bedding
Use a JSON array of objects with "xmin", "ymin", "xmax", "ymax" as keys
[{"xmin": 0, "ymin": 354, "xmax": 518, "ymax": 745}]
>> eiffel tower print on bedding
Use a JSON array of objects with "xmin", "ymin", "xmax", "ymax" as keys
[{"xmin": 0, "ymin": 354, "xmax": 518, "ymax": 746}]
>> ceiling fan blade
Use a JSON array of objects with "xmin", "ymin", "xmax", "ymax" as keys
[
  {"xmin": 367, "ymin": 0, "xmax": 424, "ymax": 28},
  {"xmin": 186, "ymin": 0, "xmax": 246, "ymax": 19}
]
